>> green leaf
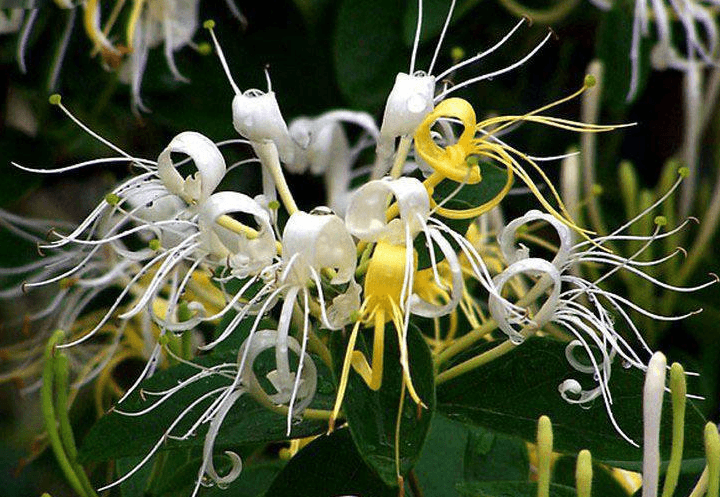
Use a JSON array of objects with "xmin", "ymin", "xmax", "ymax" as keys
[
  {"xmin": 334, "ymin": 0, "xmax": 407, "ymax": 111},
  {"xmin": 117, "ymin": 455, "xmax": 154, "ymax": 497},
  {"xmin": 414, "ymin": 414, "xmax": 469, "ymax": 497},
  {"xmin": 264, "ymin": 428, "xmax": 397, "ymax": 497},
  {"xmin": 463, "ymin": 425, "xmax": 529, "ymax": 482},
  {"xmin": 437, "ymin": 337, "xmax": 708, "ymax": 469},
  {"xmin": 330, "ymin": 322, "xmax": 436, "ymax": 486},
  {"xmin": 79, "ymin": 349, "xmax": 336, "ymax": 463},
  {"xmin": 595, "ymin": 0, "xmax": 650, "ymax": 109},
  {"xmin": 457, "ymin": 480, "xmax": 577, "ymax": 497}
]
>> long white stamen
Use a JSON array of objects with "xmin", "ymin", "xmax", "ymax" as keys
[
  {"xmin": 98, "ymin": 387, "xmax": 228, "ymax": 491},
  {"xmin": 205, "ymin": 22, "xmax": 241, "ymax": 95},
  {"xmin": 435, "ymin": 17, "xmax": 526, "ymax": 81},
  {"xmin": 428, "ymin": 0, "xmax": 457, "ymax": 75},
  {"xmin": 409, "ymin": 0, "xmax": 423, "ymax": 74},
  {"xmin": 435, "ymin": 29, "xmax": 552, "ymax": 101}
]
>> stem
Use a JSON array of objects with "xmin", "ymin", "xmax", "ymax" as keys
[
  {"xmin": 436, "ymin": 273, "xmax": 552, "ymax": 366},
  {"xmin": 41, "ymin": 331, "xmax": 91, "ymax": 497},
  {"xmin": 54, "ymin": 355, "xmax": 97, "ymax": 497},
  {"xmin": 436, "ymin": 338, "xmax": 517, "ymax": 385},
  {"xmin": 390, "ymin": 136, "xmax": 413, "ymax": 179},
  {"xmin": 253, "ymin": 141, "xmax": 299, "ymax": 216}
]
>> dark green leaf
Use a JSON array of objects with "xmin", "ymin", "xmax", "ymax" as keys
[
  {"xmin": 264, "ymin": 428, "xmax": 397, "ymax": 497},
  {"xmin": 414, "ymin": 414, "xmax": 469, "ymax": 497},
  {"xmin": 79, "ymin": 349, "xmax": 336, "ymax": 463},
  {"xmin": 330, "ymin": 322, "xmax": 436, "ymax": 486},
  {"xmin": 463, "ymin": 425, "xmax": 528, "ymax": 482},
  {"xmin": 117, "ymin": 455, "xmax": 154, "ymax": 497},
  {"xmin": 334, "ymin": 0, "xmax": 407, "ymax": 111},
  {"xmin": 437, "ymin": 337, "xmax": 707, "ymax": 469},
  {"xmin": 457, "ymin": 481, "xmax": 577, "ymax": 497}
]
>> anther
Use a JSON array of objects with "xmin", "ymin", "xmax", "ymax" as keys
[{"xmin": 48, "ymin": 94, "xmax": 62, "ymax": 106}]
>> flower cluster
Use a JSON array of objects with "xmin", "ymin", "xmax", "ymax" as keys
[{"xmin": 1, "ymin": 3, "xmax": 718, "ymax": 497}]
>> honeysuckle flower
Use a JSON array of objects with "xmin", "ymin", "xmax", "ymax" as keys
[
  {"xmin": 288, "ymin": 110, "xmax": 379, "ymax": 214},
  {"xmin": 333, "ymin": 176, "xmax": 508, "ymax": 424},
  {"xmin": 121, "ymin": 0, "xmax": 200, "ymax": 112},
  {"xmin": 413, "ymin": 78, "xmax": 622, "ymax": 233},
  {"xmin": 371, "ymin": 6, "xmax": 552, "ymax": 179},
  {"xmin": 626, "ymin": 0, "xmax": 719, "ymax": 100},
  {"xmin": 487, "ymin": 204, "xmax": 717, "ymax": 443},
  {"xmin": 104, "ymin": 329, "xmax": 317, "ymax": 496}
]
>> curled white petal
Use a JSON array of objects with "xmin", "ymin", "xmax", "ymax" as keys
[
  {"xmin": 488, "ymin": 257, "xmax": 561, "ymax": 343},
  {"xmin": 409, "ymin": 230, "xmax": 464, "ymax": 318},
  {"xmin": 377, "ymin": 72, "xmax": 435, "ymax": 159},
  {"xmin": 232, "ymin": 90, "xmax": 295, "ymax": 163},
  {"xmin": 281, "ymin": 210, "xmax": 357, "ymax": 285},
  {"xmin": 239, "ymin": 329, "xmax": 317, "ymax": 414},
  {"xmin": 199, "ymin": 191, "xmax": 276, "ymax": 277},
  {"xmin": 346, "ymin": 177, "xmax": 429, "ymax": 243},
  {"xmin": 558, "ymin": 378, "xmax": 602, "ymax": 404},
  {"xmin": 499, "ymin": 210, "xmax": 573, "ymax": 268},
  {"xmin": 157, "ymin": 131, "xmax": 226, "ymax": 203}
]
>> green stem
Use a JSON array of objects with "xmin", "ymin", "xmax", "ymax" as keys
[
  {"xmin": 42, "ymin": 331, "xmax": 90, "ymax": 497},
  {"xmin": 54, "ymin": 354, "xmax": 97, "ymax": 497},
  {"xmin": 436, "ymin": 338, "xmax": 517, "ymax": 385}
]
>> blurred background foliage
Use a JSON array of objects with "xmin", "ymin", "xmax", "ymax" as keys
[{"xmin": 0, "ymin": 0, "xmax": 718, "ymax": 495}]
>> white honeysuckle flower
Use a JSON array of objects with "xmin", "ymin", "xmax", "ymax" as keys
[
  {"xmin": 288, "ymin": 109, "xmax": 379, "ymax": 174},
  {"xmin": 121, "ymin": 0, "xmax": 199, "ymax": 112},
  {"xmin": 489, "ymin": 204, "xmax": 717, "ymax": 444},
  {"xmin": 376, "ymin": 72, "xmax": 436, "ymax": 166},
  {"xmin": 498, "ymin": 209, "xmax": 573, "ymax": 268},
  {"xmin": 281, "ymin": 209, "xmax": 357, "ymax": 288},
  {"xmin": 157, "ymin": 131, "xmax": 227, "ymax": 205},
  {"xmin": 198, "ymin": 191, "xmax": 277, "ymax": 278},
  {"xmin": 232, "ymin": 89, "xmax": 296, "ymax": 164},
  {"xmin": 627, "ymin": 0, "xmax": 719, "ymax": 99},
  {"xmin": 488, "ymin": 257, "xmax": 562, "ymax": 344},
  {"xmin": 288, "ymin": 109, "xmax": 379, "ymax": 214},
  {"xmin": 106, "ymin": 329, "xmax": 317, "ymax": 497},
  {"xmin": 346, "ymin": 176, "xmax": 430, "ymax": 244},
  {"xmin": 372, "ymin": 2, "xmax": 553, "ymax": 178}
]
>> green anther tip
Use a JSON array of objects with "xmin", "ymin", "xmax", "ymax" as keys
[
  {"xmin": 678, "ymin": 166, "xmax": 690, "ymax": 178},
  {"xmin": 203, "ymin": 19, "xmax": 215, "ymax": 30},
  {"xmin": 591, "ymin": 184, "xmax": 603, "ymax": 196},
  {"xmin": 349, "ymin": 310, "xmax": 361, "ymax": 323},
  {"xmin": 268, "ymin": 200, "xmax": 281, "ymax": 210},
  {"xmin": 584, "ymin": 74, "xmax": 597, "ymax": 88},
  {"xmin": 149, "ymin": 239, "xmax": 161, "ymax": 251},
  {"xmin": 159, "ymin": 334, "xmax": 170, "ymax": 346},
  {"xmin": 451, "ymin": 46, "xmax": 465, "ymax": 61},
  {"xmin": 48, "ymin": 94, "xmax": 62, "ymax": 105},
  {"xmin": 197, "ymin": 42, "xmax": 212, "ymax": 55},
  {"xmin": 654, "ymin": 216, "xmax": 667, "ymax": 227},
  {"xmin": 105, "ymin": 193, "xmax": 120, "ymax": 205},
  {"xmin": 466, "ymin": 155, "xmax": 479, "ymax": 166}
]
